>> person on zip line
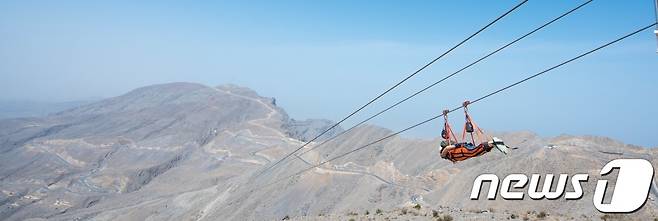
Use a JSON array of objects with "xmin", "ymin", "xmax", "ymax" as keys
[{"xmin": 439, "ymin": 101, "xmax": 510, "ymax": 162}]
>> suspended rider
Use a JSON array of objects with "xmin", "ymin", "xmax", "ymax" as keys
[{"xmin": 439, "ymin": 101, "xmax": 510, "ymax": 162}]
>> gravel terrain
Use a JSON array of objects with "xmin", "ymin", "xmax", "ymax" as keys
[{"xmin": 0, "ymin": 82, "xmax": 655, "ymax": 220}]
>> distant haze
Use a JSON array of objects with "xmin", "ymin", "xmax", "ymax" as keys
[
  {"xmin": 1, "ymin": 1, "xmax": 656, "ymax": 146},
  {"xmin": 0, "ymin": 100, "xmax": 97, "ymax": 119}
]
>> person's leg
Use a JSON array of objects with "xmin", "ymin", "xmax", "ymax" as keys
[
  {"xmin": 488, "ymin": 137, "xmax": 509, "ymax": 154},
  {"xmin": 479, "ymin": 142, "xmax": 493, "ymax": 151}
]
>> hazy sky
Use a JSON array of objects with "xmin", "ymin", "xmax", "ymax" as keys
[{"xmin": 1, "ymin": 1, "xmax": 657, "ymax": 147}]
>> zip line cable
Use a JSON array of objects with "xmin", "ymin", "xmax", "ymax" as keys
[
  {"xmin": 654, "ymin": 0, "xmax": 658, "ymax": 52},
  {"xmin": 654, "ymin": 0, "xmax": 658, "ymax": 24},
  {"xmin": 261, "ymin": 22, "xmax": 658, "ymax": 188},
  {"xmin": 255, "ymin": 0, "xmax": 529, "ymax": 176},
  {"xmin": 297, "ymin": 0, "xmax": 592, "ymax": 157}
]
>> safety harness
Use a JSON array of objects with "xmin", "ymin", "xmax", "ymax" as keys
[
  {"xmin": 460, "ymin": 100, "xmax": 489, "ymax": 145},
  {"xmin": 441, "ymin": 109, "xmax": 457, "ymax": 144},
  {"xmin": 441, "ymin": 101, "xmax": 493, "ymax": 162}
]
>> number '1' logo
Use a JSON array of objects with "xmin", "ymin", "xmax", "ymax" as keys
[{"xmin": 594, "ymin": 159, "xmax": 654, "ymax": 213}]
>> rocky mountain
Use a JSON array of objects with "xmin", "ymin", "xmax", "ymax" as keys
[{"xmin": 0, "ymin": 82, "xmax": 656, "ymax": 221}]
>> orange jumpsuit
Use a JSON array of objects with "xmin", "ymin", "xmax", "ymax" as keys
[{"xmin": 442, "ymin": 142, "xmax": 492, "ymax": 162}]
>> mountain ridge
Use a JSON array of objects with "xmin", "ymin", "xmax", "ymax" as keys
[{"xmin": 0, "ymin": 82, "xmax": 655, "ymax": 221}]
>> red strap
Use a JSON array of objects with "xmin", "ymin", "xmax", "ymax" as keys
[
  {"xmin": 442, "ymin": 109, "xmax": 457, "ymax": 143},
  {"xmin": 460, "ymin": 100, "xmax": 488, "ymax": 144}
]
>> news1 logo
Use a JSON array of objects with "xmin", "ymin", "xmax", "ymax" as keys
[{"xmin": 470, "ymin": 159, "xmax": 654, "ymax": 213}]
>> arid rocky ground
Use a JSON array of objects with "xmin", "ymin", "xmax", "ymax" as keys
[{"xmin": 0, "ymin": 82, "xmax": 656, "ymax": 220}]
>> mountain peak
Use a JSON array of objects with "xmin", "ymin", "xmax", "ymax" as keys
[{"xmin": 1, "ymin": 83, "xmax": 655, "ymax": 221}]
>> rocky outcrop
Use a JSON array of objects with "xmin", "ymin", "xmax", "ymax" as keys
[
  {"xmin": 0, "ymin": 82, "xmax": 655, "ymax": 221},
  {"xmin": 282, "ymin": 118, "xmax": 344, "ymax": 142}
]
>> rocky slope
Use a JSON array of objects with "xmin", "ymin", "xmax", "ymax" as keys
[{"xmin": 0, "ymin": 82, "xmax": 655, "ymax": 221}]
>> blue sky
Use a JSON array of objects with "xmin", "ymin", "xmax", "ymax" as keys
[{"xmin": 1, "ymin": 1, "xmax": 657, "ymax": 147}]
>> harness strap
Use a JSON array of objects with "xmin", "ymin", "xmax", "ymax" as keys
[
  {"xmin": 442, "ymin": 109, "xmax": 457, "ymax": 143},
  {"xmin": 460, "ymin": 100, "xmax": 490, "ymax": 144},
  {"xmin": 461, "ymin": 101, "xmax": 476, "ymax": 143}
]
